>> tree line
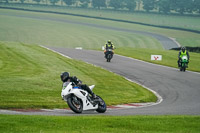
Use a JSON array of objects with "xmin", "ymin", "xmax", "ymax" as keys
[{"xmin": 1, "ymin": 0, "xmax": 200, "ymax": 15}]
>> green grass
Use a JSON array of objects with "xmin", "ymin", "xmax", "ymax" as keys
[
  {"xmin": 115, "ymin": 47, "xmax": 200, "ymax": 72},
  {"xmin": 0, "ymin": 42, "xmax": 156, "ymax": 109},
  {"xmin": 0, "ymin": 114, "xmax": 200, "ymax": 133}
]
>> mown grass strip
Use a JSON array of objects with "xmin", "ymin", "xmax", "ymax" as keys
[
  {"xmin": 0, "ymin": 114, "xmax": 199, "ymax": 133},
  {"xmin": 0, "ymin": 42, "xmax": 156, "ymax": 109}
]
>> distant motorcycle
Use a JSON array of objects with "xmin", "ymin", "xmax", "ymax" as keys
[
  {"xmin": 105, "ymin": 48, "xmax": 113, "ymax": 62},
  {"xmin": 179, "ymin": 55, "xmax": 188, "ymax": 72},
  {"xmin": 61, "ymin": 82, "xmax": 107, "ymax": 113}
]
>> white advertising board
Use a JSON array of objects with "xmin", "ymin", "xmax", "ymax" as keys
[
  {"xmin": 75, "ymin": 47, "xmax": 83, "ymax": 50},
  {"xmin": 151, "ymin": 55, "xmax": 162, "ymax": 61},
  {"xmin": 102, "ymin": 46, "xmax": 105, "ymax": 50}
]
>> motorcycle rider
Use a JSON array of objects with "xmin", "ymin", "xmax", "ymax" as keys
[
  {"xmin": 60, "ymin": 72, "xmax": 97, "ymax": 99},
  {"xmin": 178, "ymin": 46, "xmax": 190, "ymax": 67},
  {"xmin": 104, "ymin": 40, "xmax": 115, "ymax": 58}
]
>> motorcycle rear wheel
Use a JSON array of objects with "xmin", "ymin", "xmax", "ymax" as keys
[{"xmin": 96, "ymin": 96, "xmax": 107, "ymax": 113}]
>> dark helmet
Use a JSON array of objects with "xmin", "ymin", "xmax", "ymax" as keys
[
  {"xmin": 181, "ymin": 46, "xmax": 186, "ymax": 52},
  {"xmin": 60, "ymin": 72, "xmax": 70, "ymax": 82},
  {"xmin": 107, "ymin": 40, "xmax": 111, "ymax": 44}
]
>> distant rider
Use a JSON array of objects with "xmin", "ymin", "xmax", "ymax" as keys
[
  {"xmin": 60, "ymin": 72, "xmax": 97, "ymax": 99},
  {"xmin": 178, "ymin": 46, "xmax": 190, "ymax": 67},
  {"xmin": 104, "ymin": 40, "xmax": 115, "ymax": 58}
]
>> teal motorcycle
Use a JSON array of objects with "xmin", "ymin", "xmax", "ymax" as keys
[{"xmin": 179, "ymin": 56, "xmax": 189, "ymax": 72}]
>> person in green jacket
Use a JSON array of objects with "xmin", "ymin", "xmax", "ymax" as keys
[
  {"xmin": 178, "ymin": 46, "xmax": 190, "ymax": 67},
  {"xmin": 104, "ymin": 40, "xmax": 115, "ymax": 58}
]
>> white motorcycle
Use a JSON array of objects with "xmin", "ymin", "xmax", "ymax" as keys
[{"xmin": 61, "ymin": 82, "xmax": 107, "ymax": 113}]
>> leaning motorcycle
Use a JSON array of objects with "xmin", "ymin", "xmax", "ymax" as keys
[
  {"xmin": 179, "ymin": 55, "xmax": 188, "ymax": 72},
  {"xmin": 61, "ymin": 82, "xmax": 107, "ymax": 113},
  {"xmin": 105, "ymin": 48, "xmax": 113, "ymax": 62}
]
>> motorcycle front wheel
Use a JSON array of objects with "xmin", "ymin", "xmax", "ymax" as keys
[
  {"xmin": 181, "ymin": 63, "xmax": 186, "ymax": 72},
  {"xmin": 107, "ymin": 54, "xmax": 111, "ymax": 62},
  {"xmin": 67, "ymin": 95, "xmax": 83, "ymax": 113}
]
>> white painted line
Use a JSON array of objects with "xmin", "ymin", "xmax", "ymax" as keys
[
  {"xmin": 41, "ymin": 109, "xmax": 69, "ymax": 112},
  {"xmin": 124, "ymin": 77, "xmax": 163, "ymax": 108},
  {"xmin": 40, "ymin": 45, "xmax": 72, "ymax": 59},
  {"xmin": 169, "ymin": 37, "xmax": 181, "ymax": 47},
  {"xmin": 75, "ymin": 47, "xmax": 83, "ymax": 50}
]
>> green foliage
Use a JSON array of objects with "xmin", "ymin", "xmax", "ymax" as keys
[
  {"xmin": 172, "ymin": 0, "xmax": 188, "ymax": 14},
  {"xmin": 92, "ymin": 0, "xmax": 106, "ymax": 9},
  {"xmin": 49, "ymin": 0, "xmax": 60, "ymax": 5},
  {"xmin": 186, "ymin": 0, "xmax": 195, "ymax": 13},
  {"xmin": 33, "ymin": 0, "xmax": 41, "ymax": 4},
  {"xmin": 157, "ymin": 0, "xmax": 171, "ymax": 14},
  {"xmin": 20, "ymin": 0, "xmax": 25, "ymax": 3},
  {"xmin": 79, "ymin": 0, "xmax": 90, "ymax": 8},
  {"xmin": 63, "ymin": 0, "xmax": 74, "ymax": 6},
  {"xmin": 194, "ymin": 0, "xmax": 200, "ymax": 13},
  {"xmin": 109, "ymin": 0, "xmax": 122, "ymax": 10},
  {"xmin": 124, "ymin": 0, "xmax": 137, "ymax": 11},
  {"xmin": 142, "ymin": 0, "xmax": 156, "ymax": 12}
]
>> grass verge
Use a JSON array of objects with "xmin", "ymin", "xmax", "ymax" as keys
[
  {"xmin": 0, "ymin": 42, "xmax": 157, "ymax": 109},
  {"xmin": 0, "ymin": 114, "xmax": 200, "ymax": 133}
]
